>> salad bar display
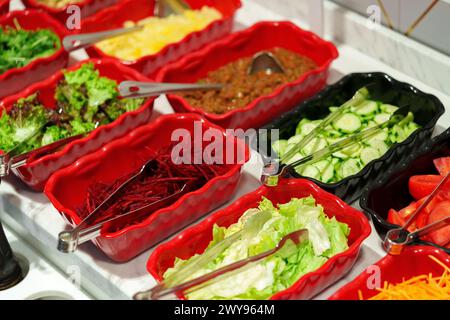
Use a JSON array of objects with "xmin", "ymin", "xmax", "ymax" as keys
[
  {"xmin": 157, "ymin": 21, "xmax": 338, "ymax": 129},
  {"xmin": 0, "ymin": 0, "xmax": 449, "ymax": 302}
]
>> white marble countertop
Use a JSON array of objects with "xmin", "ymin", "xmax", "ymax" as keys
[
  {"xmin": 1, "ymin": 0, "xmax": 449, "ymax": 300},
  {"xmin": 0, "ymin": 225, "xmax": 91, "ymax": 300}
]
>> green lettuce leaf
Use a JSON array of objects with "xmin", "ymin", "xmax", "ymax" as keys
[{"xmin": 163, "ymin": 196, "xmax": 350, "ymax": 300}]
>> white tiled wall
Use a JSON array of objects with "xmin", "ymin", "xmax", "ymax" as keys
[
  {"xmin": 252, "ymin": 0, "xmax": 450, "ymax": 56},
  {"xmin": 333, "ymin": 0, "xmax": 450, "ymax": 55}
]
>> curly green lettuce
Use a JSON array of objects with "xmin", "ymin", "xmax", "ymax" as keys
[
  {"xmin": 0, "ymin": 27, "xmax": 60, "ymax": 74},
  {"xmin": 0, "ymin": 94, "xmax": 50, "ymax": 152},
  {"xmin": 0, "ymin": 62, "xmax": 144, "ymax": 153}
]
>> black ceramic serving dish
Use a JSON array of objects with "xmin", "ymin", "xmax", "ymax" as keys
[
  {"xmin": 360, "ymin": 127, "xmax": 450, "ymax": 253},
  {"xmin": 259, "ymin": 72, "xmax": 445, "ymax": 203}
]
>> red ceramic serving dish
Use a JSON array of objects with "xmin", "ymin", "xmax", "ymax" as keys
[
  {"xmin": 156, "ymin": 21, "xmax": 339, "ymax": 130},
  {"xmin": 0, "ymin": 0, "xmax": 9, "ymax": 14},
  {"xmin": 0, "ymin": 10, "xmax": 69, "ymax": 99},
  {"xmin": 78, "ymin": 0, "xmax": 154, "ymax": 33},
  {"xmin": 1, "ymin": 58, "xmax": 154, "ymax": 191},
  {"xmin": 84, "ymin": 0, "xmax": 241, "ymax": 78},
  {"xmin": 148, "ymin": 178, "xmax": 371, "ymax": 300},
  {"xmin": 329, "ymin": 246, "xmax": 450, "ymax": 300},
  {"xmin": 22, "ymin": 0, "xmax": 119, "ymax": 23},
  {"xmin": 45, "ymin": 113, "xmax": 249, "ymax": 262}
]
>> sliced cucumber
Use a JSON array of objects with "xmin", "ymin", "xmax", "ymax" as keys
[
  {"xmin": 367, "ymin": 120, "xmax": 378, "ymax": 128},
  {"xmin": 297, "ymin": 165, "xmax": 320, "ymax": 180},
  {"xmin": 332, "ymin": 150, "xmax": 350, "ymax": 159},
  {"xmin": 285, "ymin": 152, "xmax": 303, "ymax": 165},
  {"xmin": 272, "ymin": 139, "xmax": 288, "ymax": 156},
  {"xmin": 295, "ymin": 118, "xmax": 310, "ymax": 135},
  {"xmin": 381, "ymin": 104, "xmax": 398, "ymax": 113},
  {"xmin": 325, "ymin": 129, "xmax": 342, "ymax": 138},
  {"xmin": 391, "ymin": 125, "xmax": 407, "ymax": 143},
  {"xmin": 301, "ymin": 121, "xmax": 319, "ymax": 136},
  {"xmin": 333, "ymin": 113, "xmax": 361, "ymax": 133},
  {"xmin": 366, "ymin": 129, "xmax": 388, "ymax": 143},
  {"xmin": 341, "ymin": 143, "xmax": 363, "ymax": 157},
  {"xmin": 312, "ymin": 159, "xmax": 330, "ymax": 171},
  {"xmin": 360, "ymin": 147, "xmax": 380, "ymax": 165},
  {"xmin": 287, "ymin": 135, "xmax": 303, "ymax": 146},
  {"xmin": 331, "ymin": 158, "xmax": 341, "ymax": 165},
  {"xmin": 354, "ymin": 100, "xmax": 378, "ymax": 115},
  {"xmin": 329, "ymin": 106, "xmax": 339, "ymax": 113},
  {"xmin": 315, "ymin": 160, "xmax": 334, "ymax": 183},
  {"xmin": 368, "ymin": 139, "xmax": 389, "ymax": 155},
  {"xmin": 374, "ymin": 113, "xmax": 390, "ymax": 124},
  {"xmin": 302, "ymin": 137, "xmax": 328, "ymax": 156},
  {"xmin": 339, "ymin": 158, "xmax": 362, "ymax": 178}
]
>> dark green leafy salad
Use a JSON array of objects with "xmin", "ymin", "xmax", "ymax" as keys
[
  {"xmin": 0, "ymin": 23, "xmax": 61, "ymax": 74},
  {"xmin": 0, "ymin": 63, "xmax": 144, "ymax": 153}
]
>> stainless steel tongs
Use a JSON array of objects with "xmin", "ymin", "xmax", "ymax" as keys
[
  {"xmin": 280, "ymin": 87, "xmax": 370, "ymax": 164},
  {"xmin": 261, "ymin": 105, "xmax": 412, "ymax": 186},
  {"xmin": 118, "ymin": 81, "xmax": 224, "ymax": 99},
  {"xmin": 383, "ymin": 171, "xmax": 450, "ymax": 255},
  {"xmin": 63, "ymin": 0, "xmax": 190, "ymax": 52},
  {"xmin": 134, "ymin": 228, "xmax": 309, "ymax": 300},
  {"xmin": 57, "ymin": 158, "xmax": 192, "ymax": 253}
]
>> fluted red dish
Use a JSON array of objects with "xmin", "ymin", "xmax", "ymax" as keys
[
  {"xmin": 0, "ymin": 10, "xmax": 69, "ymax": 99},
  {"xmin": 1, "ymin": 58, "xmax": 154, "ymax": 191},
  {"xmin": 21, "ymin": 0, "xmax": 119, "ymax": 23},
  {"xmin": 156, "ymin": 21, "xmax": 338, "ymax": 130},
  {"xmin": 0, "ymin": 0, "xmax": 9, "ymax": 14},
  {"xmin": 45, "ymin": 113, "xmax": 249, "ymax": 262},
  {"xmin": 84, "ymin": 0, "xmax": 242, "ymax": 78},
  {"xmin": 329, "ymin": 246, "xmax": 450, "ymax": 300},
  {"xmin": 147, "ymin": 178, "xmax": 371, "ymax": 300}
]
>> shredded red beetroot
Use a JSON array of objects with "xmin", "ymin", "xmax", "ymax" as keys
[{"xmin": 76, "ymin": 146, "xmax": 230, "ymax": 233}]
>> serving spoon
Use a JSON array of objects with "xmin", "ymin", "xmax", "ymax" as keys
[
  {"xmin": 118, "ymin": 51, "xmax": 286, "ymax": 98},
  {"xmin": 248, "ymin": 51, "xmax": 285, "ymax": 75}
]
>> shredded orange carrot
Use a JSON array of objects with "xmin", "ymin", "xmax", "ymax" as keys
[{"xmin": 359, "ymin": 255, "xmax": 450, "ymax": 300}]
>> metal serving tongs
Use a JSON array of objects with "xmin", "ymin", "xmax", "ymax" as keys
[
  {"xmin": 0, "ymin": 123, "xmax": 47, "ymax": 177},
  {"xmin": 63, "ymin": 0, "xmax": 189, "ymax": 52},
  {"xmin": 118, "ymin": 81, "xmax": 224, "ymax": 99},
  {"xmin": 134, "ymin": 211, "xmax": 273, "ymax": 300},
  {"xmin": 57, "ymin": 158, "xmax": 192, "ymax": 253},
  {"xmin": 383, "ymin": 172, "xmax": 450, "ymax": 255},
  {"xmin": 262, "ymin": 105, "xmax": 412, "ymax": 186},
  {"xmin": 134, "ymin": 228, "xmax": 308, "ymax": 300},
  {"xmin": 152, "ymin": 210, "xmax": 272, "ymax": 289},
  {"xmin": 281, "ymin": 86, "xmax": 371, "ymax": 164}
]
